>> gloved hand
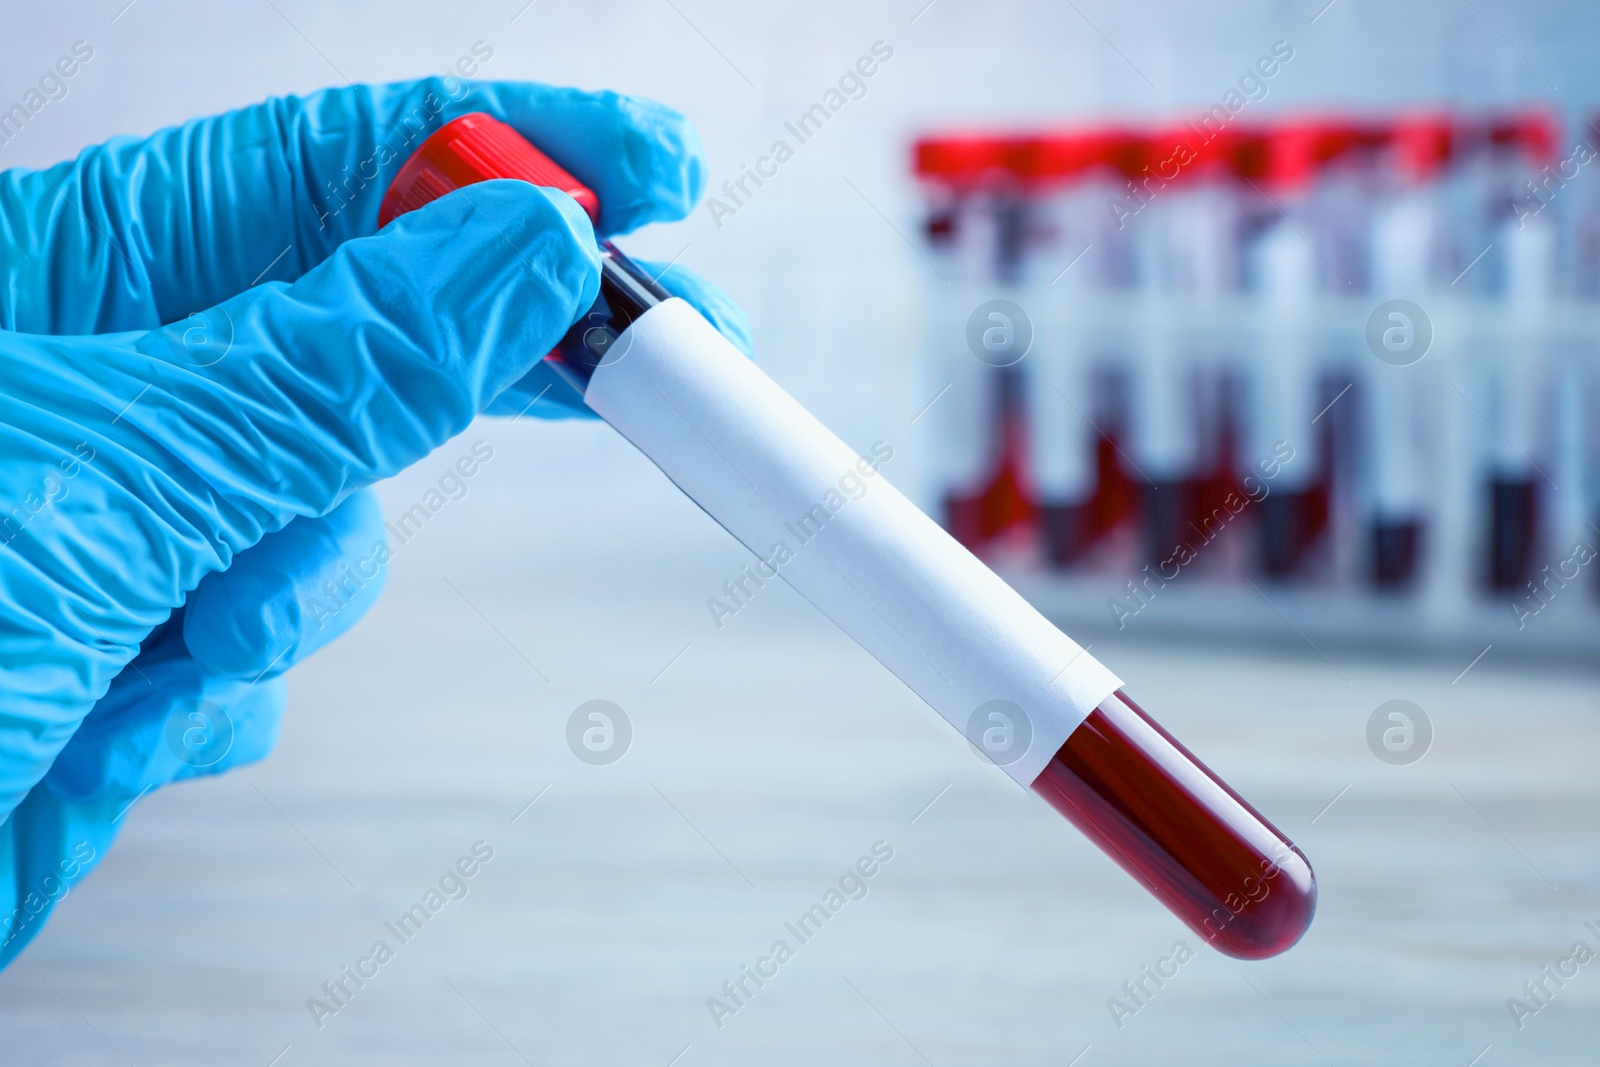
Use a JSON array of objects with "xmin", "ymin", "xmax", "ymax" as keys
[{"xmin": 0, "ymin": 77, "xmax": 750, "ymax": 968}]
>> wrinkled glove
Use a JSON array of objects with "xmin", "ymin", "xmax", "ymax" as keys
[{"xmin": 0, "ymin": 76, "xmax": 750, "ymax": 967}]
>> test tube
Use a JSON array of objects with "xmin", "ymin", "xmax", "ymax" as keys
[
  {"xmin": 1479, "ymin": 112, "xmax": 1559, "ymax": 591},
  {"xmin": 1128, "ymin": 126, "xmax": 1244, "ymax": 569},
  {"xmin": 1125, "ymin": 127, "xmax": 1198, "ymax": 568},
  {"xmin": 1562, "ymin": 117, "xmax": 1600, "ymax": 583},
  {"xmin": 1033, "ymin": 690, "xmax": 1315, "ymax": 959},
  {"xmin": 1234, "ymin": 122, "xmax": 1333, "ymax": 578},
  {"xmin": 1316, "ymin": 118, "xmax": 1387, "ymax": 588},
  {"xmin": 914, "ymin": 134, "xmax": 1016, "ymax": 549},
  {"xmin": 1417, "ymin": 117, "xmax": 1491, "ymax": 620},
  {"xmin": 379, "ymin": 113, "xmax": 1316, "ymax": 959},
  {"xmin": 1363, "ymin": 114, "xmax": 1455, "ymax": 588},
  {"xmin": 1022, "ymin": 128, "xmax": 1144, "ymax": 567}
]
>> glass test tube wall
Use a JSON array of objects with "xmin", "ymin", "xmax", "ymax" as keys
[{"xmin": 914, "ymin": 111, "xmax": 1599, "ymax": 650}]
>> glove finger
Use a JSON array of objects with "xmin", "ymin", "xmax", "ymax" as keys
[
  {"xmin": 2, "ymin": 615, "xmax": 281, "ymax": 967},
  {"xmin": 0, "ymin": 781, "xmax": 116, "ymax": 969},
  {"xmin": 481, "ymin": 359, "xmax": 592, "ymax": 420},
  {"xmin": 485, "ymin": 258, "xmax": 752, "ymax": 419},
  {"xmin": 182, "ymin": 489, "xmax": 387, "ymax": 680},
  {"xmin": 44, "ymin": 617, "xmax": 285, "ymax": 805},
  {"xmin": 637, "ymin": 258, "xmax": 754, "ymax": 357},
  {"xmin": 0, "ymin": 180, "xmax": 595, "ymax": 820},
  {"xmin": 2, "ymin": 77, "xmax": 703, "ymax": 335},
  {"xmin": 482, "ymin": 84, "xmax": 705, "ymax": 239}
]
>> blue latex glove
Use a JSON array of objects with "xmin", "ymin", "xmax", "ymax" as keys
[{"xmin": 0, "ymin": 77, "xmax": 750, "ymax": 968}]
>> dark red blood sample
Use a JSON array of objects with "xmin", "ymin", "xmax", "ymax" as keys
[
  {"xmin": 1090, "ymin": 430, "xmax": 1141, "ymax": 539},
  {"xmin": 1031, "ymin": 691, "xmax": 1316, "ymax": 960},
  {"xmin": 943, "ymin": 370, "xmax": 1034, "ymax": 550},
  {"xmin": 1488, "ymin": 477, "xmax": 1538, "ymax": 590},
  {"xmin": 1039, "ymin": 500, "xmax": 1097, "ymax": 566},
  {"xmin": 1039, "ymin": 431, "xmax": 1140, "ymax": 568},
  {"xmin": 1372, "ymin": 519, "xmax": 1421, "ymax": 588},
  {"xmin": 943, "ymin": 493, "xmax": 986, "ymax": 550},
  {"xmin": 1257, "ymin": 486, "xmax": 1329, "ymax": 578},
  {"xmin": 1142, "ymin": 479, "xmax": 1197, "ymax": 568}
]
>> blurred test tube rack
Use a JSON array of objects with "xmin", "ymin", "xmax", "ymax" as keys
[{"xmin": 914, "ymin": 110, "xmax": 1600, "ymax": 660}]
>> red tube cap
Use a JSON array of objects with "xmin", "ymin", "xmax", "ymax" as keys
[
  {"xmin": 377, "ymin": 112, "xmax": 601, "ymax": 228},
  {"xmin": 912, "ymin": 133, "xmax": 1011, "ymax": 187},
  {"xmin": 1389, "ymin": 112, "xmax": 1455, "ymax": 182},
  {"xmin": 1488, "ymin": 109, "xmax": 1561, "ymax": 165}
]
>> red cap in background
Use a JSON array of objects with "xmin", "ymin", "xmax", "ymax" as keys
[
  {"xmin": 1230, "ymin": 121, "xmax": 1324, "ymax": 191},
  {"xmin": 1315, "ymin": 116, "xmax": 1391, "ymax": 172},
  {"xmin": 1483, "ymin": 109, "xmax": 1561, "ymax": 165},
  {"xmin": 916, "ymin": 126, "xmax": 1149, "ymax": 189},
  {"xmin": 1010, "ymin": 131, "xmax": 1102, "ymax": 184},
  {"xmin": 1229, "ymin": 116, "xmax": 1387, "ymax": 190},
  {"xmin": 1013, "ymin": 127, "xmax": 1146, "ymax": 185},
  {"xmin": 913, "ymin": 134, "xmax": 1011, "ymax": 188},
  {"xmin": 1387, "ymin": 112, "xmax": 1455, "ymax": 182},
  {"xmin": 1145, "ymin": 125, "xmax": 1238, "ymax": 184},
  {"xmin": 911, "ymin": 109, "xmax": 1560, "ymax": 191}
]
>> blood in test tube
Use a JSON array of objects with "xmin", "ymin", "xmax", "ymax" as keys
[
  {"xmin": 1141, "ymin": 480, "xmax": 1195, "ymax": 569},
  {"xmin": 1013, "ymin": 129, "xmax": 1142, "ymax": 569},
  {"xmin": 1031, "ymin": 690, "xmax": 1316, "ymax": 960},
  {"xmin": 382, "ymin": 114, "xmax": 1317, "ymax": 961},
  {"xmin": 1234, "ymin": 124, "xmax": 1336, "ymax": 580},
  {"xmin": 1480, "ymin": 113, "xmax": 1556, "ymax": 592},
  {"xmin": 1372, "ymin": 520, "xmax": 1421, "ymax": 588},
  {"xmin": 1488, "ymin": 478, "xmax": 1539, "ymax": 590},
  {"xmin": 1366, "ymin": 114, "xmax": 1453, "ymax": 590},
  {"xmin": 972, "ymin": 175, "xmax": 1038, "ymax": 545},
  {"xmin": 1129, "ymin": 127, "xmax": 1202, "ymax": 571},
  {"xmin": 913, "ymin": 134, "xmax": 1032, "ymax": 550}
]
